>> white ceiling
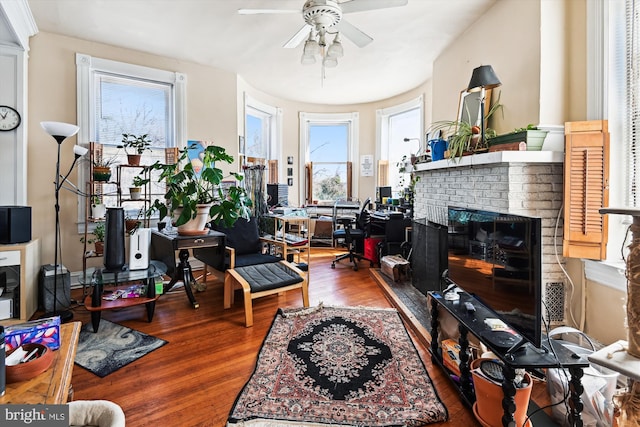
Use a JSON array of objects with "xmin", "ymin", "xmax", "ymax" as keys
[{"xmin": 27, "ymin": 0, "xmax": 496, "ymax": 105}]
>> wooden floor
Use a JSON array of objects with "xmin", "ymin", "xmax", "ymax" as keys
[{"xmin": 65, "ymin": 249, "xmax": 544, "ymax": 427}]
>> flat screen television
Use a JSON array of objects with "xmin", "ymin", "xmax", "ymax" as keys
[{"xmin": 446, "ymin": 206, "xmax": 543, "ymax": 351}]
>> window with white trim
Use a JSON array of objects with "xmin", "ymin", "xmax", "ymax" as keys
[
  {"xmin": 300, "ymin": 112, "xmax": 358, "ymax": 204},
  {"xmin": 243, "ymin": 94, "xmax": 282, "ymax": 177},
  {"xmin": 583, "ymin": 0, "xmax": 635, "ymax": 290},
  {"xmin": 76, "ymin": 53, "xmax": 186, "ymax": 226},
  {"xmin": 377, "ymin": 96, "xmax": 424, "ymax": 198}
]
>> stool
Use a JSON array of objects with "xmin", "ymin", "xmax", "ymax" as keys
[{"xmin": 224, "ymin": 261, "xmax": 309, "ymax": 327}]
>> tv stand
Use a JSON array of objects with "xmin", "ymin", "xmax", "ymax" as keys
[{"xmin": 428, "ymin": 290, "xmax": 589, "ymax": 427}]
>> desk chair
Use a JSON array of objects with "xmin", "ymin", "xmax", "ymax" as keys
[
  {"xmin": 331, "ymin": 198, "xmax": 375, "ymax": 271},
  {"xmin": 378, "ymin": 216, "xmax": 412, "ymax": 260}
]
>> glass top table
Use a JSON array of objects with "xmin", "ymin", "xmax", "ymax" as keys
[
  {"xmin": 79, "ymin": 261, "xmax": 167, "ymax": 332},
  {"xmin": 78, "ymin": 260, "xmax": 167, "ymax": 286}
]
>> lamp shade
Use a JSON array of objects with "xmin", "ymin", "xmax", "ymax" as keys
[
  {"xmin": 467, "ymin": 65, "xmax": 501, "ymax": 92},
  {"xmin": 40, "ymin": 121, "xmax": 80, "ymax": 139},
  {"xmin": 73, "ymin": 145, "xmax": 88, "ymax": 157}
]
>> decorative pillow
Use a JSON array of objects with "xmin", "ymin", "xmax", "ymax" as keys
[{"xmin": 212, "ymin": 217, "xmax": 261, "ymax": 256}]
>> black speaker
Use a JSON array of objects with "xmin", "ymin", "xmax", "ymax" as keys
[
  {"xmin": 0, "ymin": 206, "xmax": 32, "ymax": 244},
  {"xmin": 38, "ymin": 264, "xmax": 71, "ymax": 312},
  {"xmin": 104, "ymin": 207, "xmax": 126, "ymax": 272}
]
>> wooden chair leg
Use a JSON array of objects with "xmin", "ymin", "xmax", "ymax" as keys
[
  {"xmin": 224, "ymin": 272, "xmax": 234, "ymax": 309},
  {"xmin": 301, "ymin": 279, "xmax": 310, "ymax": 307},
  {"xmin": 243, "ymin": 287, "xmax": 253, "ymax": 327}
]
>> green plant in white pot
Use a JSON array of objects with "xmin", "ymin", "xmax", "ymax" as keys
[
  {"xmin": 487, "ymin": 124, "xmax": 549, "ymax": 151},
  {"xmin": 144, "ymin": 143, "xmax": 251, "ymax": 235},
  {"xmin": 129, "ymin": 175, "xmax": 145, "ymax": 201}
]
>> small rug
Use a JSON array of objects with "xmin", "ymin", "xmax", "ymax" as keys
[
  {"xmin": 227, "ymin": 305, "xmax": 448, "ymax": 427},
  {"xmin": 75, "ymin": 320, "xmax": 167, "ymax": 377}
]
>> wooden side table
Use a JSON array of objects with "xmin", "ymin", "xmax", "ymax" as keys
[
  {"xmin": 151, "ymin": 229, "xmax": 225, "ymax": 309},
  {"xmin": 1, "ymin": 321, "xmax": 81, "ymax": 404}
]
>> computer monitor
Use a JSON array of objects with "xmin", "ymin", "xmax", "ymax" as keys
[{"xmin": 376, "ymin": 186, "xmax": 392, "ymax": 203}]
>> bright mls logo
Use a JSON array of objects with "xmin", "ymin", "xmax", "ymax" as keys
[{"xmin": 1, "ymin": 405, "xmax": 67, "ymax": 426}]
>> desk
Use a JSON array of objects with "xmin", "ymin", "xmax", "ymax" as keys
[
  {"xmin": 429, "ymin": 290, "xmax": 589, "ymax": 426},
  {"xmin": 151, "ymin": 230, "xmax": 225, "ymax": 309},
  {"xmin": 1, "ymin": 322, "xmax": 80, "ymax": 404},
  {"xmin": 78, "ymin": 261, "xmax": 166, "ymax": 332}
]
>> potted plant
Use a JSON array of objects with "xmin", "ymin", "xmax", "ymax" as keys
[
  {"xmin": 81, "ymin": 222, "xmax": 106, "ymax": 255},
  {"xmin": 129, "ymin": 175, "xmax": 146, "ymax": 201},
  {"xmin": 125, "ymin": 208, "xmax": 145, "ymax": 235},
  {"xmin": 144, "ymin": 143, "xmax": 251, "ymax": 235},
  {"xmin": 90, "ymin": 195, "xmax": 106, "ymax": 219},
  {"xmin": 92, "ymin": 155, "xmax": 118, "ymax": 182},
  {"xmin": 487, "ymin": 124, "xmax": 549, "ymax": 151},
  {"xmin": 427, "ymin": 93, "xmax": 503, "ymax": 161},
  {"xmin": 121, "ymin": 133, "xmax": 152, "ymax": 166}
]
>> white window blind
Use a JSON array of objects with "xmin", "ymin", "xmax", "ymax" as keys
[{"xmin": 626, "ymin": 0, "xmax": 640, "ymax": 206}]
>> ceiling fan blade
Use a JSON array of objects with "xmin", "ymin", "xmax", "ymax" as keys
[
  {"xmin": 334, "ymin": 19, "xmax": 373, "ymax": 48},
  {"xmin": 283, "ymin": 25, "xmax": 312, "ymax": 49},
  {"xmin": 237, "ymin": 8, "xmax": 299, "ymax": 15},
  {"xmin": 340, "ymin": 0, "xmax": 408, "ymax": 14}
]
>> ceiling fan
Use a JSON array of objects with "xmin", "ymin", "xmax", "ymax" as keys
[{"xmin": 238, "ymin": 0, "xmax": 409, "ymax": 49}]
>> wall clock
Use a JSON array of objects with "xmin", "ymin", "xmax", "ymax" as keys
[{"xmin": 0, "ymin": 106, "xmax": 21, "ymax": 131}]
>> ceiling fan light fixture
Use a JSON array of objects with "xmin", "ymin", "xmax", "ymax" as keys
[
  {"xmin": 323, "ymin": 56, "xmax": 338, "ymax": 68},
  {"xmin": 303, "ymin": 30, "xmax": 320, "ymax": 56},
  {"xmin": 327, "ymin": 33, "xmax": 344, "ymax": 58},
  {"xmin": 301, "ymin": 52, "xmax": 317, "ymax": 65}
]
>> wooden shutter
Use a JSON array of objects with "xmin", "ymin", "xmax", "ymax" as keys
[
  {"xmin": 267, "ymin": 160, "xmax": 278, "ymax": 184},
  {"xmin": 305, "ymin": 162, "xmax": 313, "ymax": 205},
  {"xmin": 377, "ymin": 160, "xmax": 389, "ymax": 186},
  {"xmin": 563, "ymin": 120, "xmax": 610, "ymax": 259},
  {"xmin": 346, "ymin": 161, "xmax": 353, "ymax": 200}
]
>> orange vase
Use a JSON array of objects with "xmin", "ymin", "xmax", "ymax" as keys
[{"xmin": 471, "ymin": 358, "xmax": 533, "ymax": 427}]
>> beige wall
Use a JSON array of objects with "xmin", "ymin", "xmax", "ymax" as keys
[
  {"xmin": 28, "ymin": 31, "xmax": 239, "ymax": 273},
  {"xmin": 432, "ymin": 0, "xmax": 541, "ymax": 133}
]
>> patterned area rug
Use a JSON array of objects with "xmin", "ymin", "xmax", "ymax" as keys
[
  {"xmin": 75, "ymin": 320, "xmax": 167, "ymax": 377},
  {"xmin": 227, "ymin": 305, "xmax": 448, "ymax": 427}
]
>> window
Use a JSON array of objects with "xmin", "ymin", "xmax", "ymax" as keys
[
  {"xmin": 377, "ymin": 96, "xmax": 424, "ymax": 198},
  {"xmin": 583, "ymin": 0, "xmax": 633, "ymax": 289},
  {"xmin": 300, "ymin": 112, "xmax": 358, "ymax": 204},
  {"xmin": 243, "ymin": 94, "xmax": 282, "ymax": 179},
  {"xmin": 76, "ymin": 53, "xmax": 186, "ymax": 227}
]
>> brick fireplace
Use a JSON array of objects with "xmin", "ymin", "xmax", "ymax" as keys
[{"xmin": 411, "ymin": 151, "xmax": 566, "ymax": 322}]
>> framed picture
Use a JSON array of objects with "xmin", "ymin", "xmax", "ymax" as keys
[
  {"xmin": 287, "ymin": 156, "xmax": 294, "ymax": 165},
  {"xmin": 457, "ymin": 89, "xmax": 492, "ymax": 128},
  {"xmin": 287, "ymin": 178, "xmax": 293, "ymax": 186},
  {"xmin": 287, "ymin": 167, "xmax": 293, "ymax": 177},
  {"xmin": 186, "ymin": 140, "xmax": 205, "ymax": 178}
]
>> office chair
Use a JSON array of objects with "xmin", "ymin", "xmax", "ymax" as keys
[
  {"xmin": 331, "ymin": 198, "xmax": 375, "ymax": 271},
  {"xmin": 378, "ymin": 216, "xmax": 412, "ymax": 260}
]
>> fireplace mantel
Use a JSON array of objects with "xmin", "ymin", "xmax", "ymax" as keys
[{"xmin": 413, "ymin": 150, "xmax": 564, "ymax": 172}]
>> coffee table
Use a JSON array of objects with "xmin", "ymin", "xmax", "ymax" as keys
[{"xmin": 79, "ymin": 261, "xmax": 167, "ymax": 332}]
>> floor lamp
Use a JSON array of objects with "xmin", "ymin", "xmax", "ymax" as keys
[
  {"xmin": 41, "ymin": 121, "xmax": 85, "ymax": 322},
  {"xmin": 466, "ymin": 65, "xmax": 501, "ymax": 147}
]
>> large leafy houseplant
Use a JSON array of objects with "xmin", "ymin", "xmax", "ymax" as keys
[{"xmin": 143, "ymin": 144, "xmax": 251, "ymax": 230}]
